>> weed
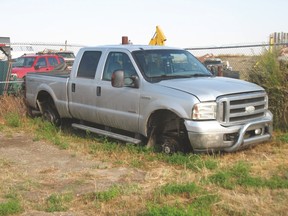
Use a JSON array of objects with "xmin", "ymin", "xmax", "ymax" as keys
[
  {"xmin": 0, "ymin": 194, "xmax": 22, "ymax": 216},
  {"xmin": 88, "ymin": 139, "xmax": 121, "ymax": 154},
  {"xmin": 84, "ymin": 185, "xmax": 122, "ymax": 204},
  {"xmin": 32, "ymin": 118, "xmax": 68, "ymax": 149},
  {"xmin": 0, "ymin": 124, "xmax": 4, "ymax": 131},
  {"xmin": 4, "ymin": 112, "xmax": 21, "ymax": 127},
  {"xmin": 208, "ymin": 170, "xmax": 235, "ymax": 189},
  {"xmin": 142, "ymin": 203, "xmax": 196, "ymax": 216},
  {"xmin": 158, "ymin": 153, "xmax": 218, "ymax": 172},
  {"xmin": 45, "ymin": 193, "xmax": 73, "ymax": 212},
  {"xmin": 130, "ymin": 159, "xmax": 145, "ymax": 168},
  {"xmin": 278, "ymin": 133, "xmax": 288, "ymax": 143},
  {"xmin": 156, "ymin": 182, "xmax": 200, "ymax": 197},
  {"xmin": 208, "ymin": 161, "xmax": 288, "ymax": 189},
  {"xmin": 190, "ymin": 194, "xmax": 218, "ymax": 209},
  {"xmin": 149, "ymin": 182, "xmax": 218, "ymax": 216}
]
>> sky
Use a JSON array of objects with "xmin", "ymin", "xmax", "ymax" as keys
[{"xmin": 1, "ymin": 0, "xmax": 287, "ymax": 48}]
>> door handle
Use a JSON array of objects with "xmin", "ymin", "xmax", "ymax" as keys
[
  {"xmin": 96, "ymin": 86, "xmax": 101, "ymax": 96},
  {"xmin": 72, "ymin": 83, "xmax": 76, "ymax": 92}
]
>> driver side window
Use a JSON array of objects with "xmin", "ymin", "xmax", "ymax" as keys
[{"xmin": 103, "ymin": 52, "xmax": 136, "ymax": 81}]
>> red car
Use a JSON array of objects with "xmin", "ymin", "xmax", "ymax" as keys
[{"xmin": 12, "ymin": 54, "xmax": 65, "ymax": 78}]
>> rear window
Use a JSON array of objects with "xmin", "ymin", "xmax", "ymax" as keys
[{"xmin": 77, "ymin": 51, "xmax": 102, "ymax": 79}]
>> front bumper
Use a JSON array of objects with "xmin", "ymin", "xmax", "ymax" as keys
[{"xmin": 185, "ymin": 111, "xmax": 273, "ymax": 153}]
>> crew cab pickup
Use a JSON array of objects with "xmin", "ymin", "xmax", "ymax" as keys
[{"xmin": 25, "ymin": 45, "xmax": 273, "ymax": 153}]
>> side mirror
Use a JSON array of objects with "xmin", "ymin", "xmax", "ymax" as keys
[
  {"xmin": 111, "ymin": 70, "xmax": 124, "ymax": 88},
  {"xmin": 34, "ymin": 65, "xmax": 40, "ymax": 70}
]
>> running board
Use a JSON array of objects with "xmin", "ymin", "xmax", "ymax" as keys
[{"xmin": 72, "ymin": 123, "xmax": 142, "ymax": 144}]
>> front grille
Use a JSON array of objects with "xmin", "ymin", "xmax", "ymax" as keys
[{"xmin": 217, "ymin": 92, "xmax": 267, "ymax": 126}]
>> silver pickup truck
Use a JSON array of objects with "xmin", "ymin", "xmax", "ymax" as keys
[{"xmin": 25, "ymin": 45, "xmax": 273, "ymax": 153}]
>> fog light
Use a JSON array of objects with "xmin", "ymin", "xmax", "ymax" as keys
[{"xmin": 255, "ymin": 128, "xmax": 262, "ymax": 135}]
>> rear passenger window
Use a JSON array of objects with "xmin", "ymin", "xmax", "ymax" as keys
[
  {"xmin": 77, "ymin": 51, "xmax": 101, "ymax": 79},
  {"xmin": 35, "ymin": 57, "xmax": 47, "ymax": 67},
  {"xmin": 59, "ymin": 57, "xmax": 64, "ymax": 64},
  {"xmin": 48, "ymin": 57, "xmax": 59, "ymax": 66}
]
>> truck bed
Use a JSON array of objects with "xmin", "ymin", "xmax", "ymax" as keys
[
  {"xmin": 27, "ymin": 70, "xmax": 71, "ymax": 78},
  {"xmin": 25, "ymin": 70, "xmax": 71, "ymax": 118}
]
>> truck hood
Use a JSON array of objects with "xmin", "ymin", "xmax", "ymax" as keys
[
  {"xmin": 12, "ymin": 67, "xmax": 34, "ymax": 78},
  {"xmin": 157, "ymin": 77, "xmax": 264, "ymax": 102}
]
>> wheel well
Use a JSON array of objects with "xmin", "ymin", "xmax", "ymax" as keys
[
  {"xmin": 36, "ymin": 91, "xmax": 61, "ymax": 125},
  {"xmin": 36, "ymin": 91, "xmax": 58, "ymax": 113},
  {"xmin": 147, "ymin": 109, "xmax": 191, "ymax": 153},
  {"xmin": 37, "ymin": 91, "xmax": 54, "ymax": 107},
  {"xmin": 147, "ymin": 110, "xmax": 186, "ymax": 136}
]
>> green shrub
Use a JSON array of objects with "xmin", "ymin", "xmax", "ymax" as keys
[{"xmin": 247, "ymin": 49, "xmax": 288, "ymax": 131}]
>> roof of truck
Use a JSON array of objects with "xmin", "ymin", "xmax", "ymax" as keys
[{"xmin": 80, "ymin": 44, "xmax": 182, "ymax": 52}]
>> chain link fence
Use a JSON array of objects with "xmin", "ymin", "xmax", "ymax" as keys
[
  {"xmin": 9, "ymin": 42, "xmax": 84, "ymax": 58},
  {"xmin": 186, "ymin": 43, "xmax": 288, "ymax": 80}
]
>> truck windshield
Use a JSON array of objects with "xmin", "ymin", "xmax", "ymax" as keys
[{"xmin": 133, "ymin": 49, "xmax": 211, "ymax": 82}]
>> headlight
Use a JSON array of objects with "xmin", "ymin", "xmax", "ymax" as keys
[
  {"xmin": 10, "ymin": 73, "xmax": 18, "ymax": 79},
  {"xmin": 192, "ymin": 102, "xmax": 217, "ymax": 120}
]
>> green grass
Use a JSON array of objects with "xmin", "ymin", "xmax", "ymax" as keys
[
  {"xmin": 45, "ymin": 193, "xmax": 73, "ymax": 212},
  {"xmin": 31, "ymin": 118, "xmax": 69, "ymax": 149},
  {"xmin": 207, "ymin": 161, "xmax": 288, "ymax": 189},
  {"xmin": 142, "ymin": 203, "xmax": 197, "ymax": 216},
  {"xmin": 0, "ymin": 194, "xmax": 22, "ymax": 216},
  {"xmin": 4, "ymin": 112, "xmax": 21, "ymax": 128},
  {"xmin": 142, "ymin": 182, "xmax": 218, "ymax": 216},
  {"xmin": 278, "ymin": 133, "xmax": 288, "ymax": 143},
  {"xmin": 156, "ymin": 182, "xmax": 200, "ymax": 197},
  {"xmin": 157, "ymin": 153, "xmax": 218, "ymax": 172},
  {"xmin": 85, "ymin": 185, "xmax": 122, "ymax": 203}
]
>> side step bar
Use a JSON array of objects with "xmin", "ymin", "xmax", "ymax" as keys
[{"xmin": 72, "ymin": 123, "xmax": 142, "ymax": 144}]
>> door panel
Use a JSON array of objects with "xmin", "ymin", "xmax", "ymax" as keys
[
  {"xmin": 96, "ymin": 51, "xmax": 140, "ymax": 132},
  {"xmin": 68, "ymin": 51, "xmax": 102, "ymax": 122},
  {"xmin": 95, "ymin": 82, "xmax": 140, "ymax": 132}
]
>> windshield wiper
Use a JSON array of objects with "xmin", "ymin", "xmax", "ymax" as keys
[
  {"xmin": 189, "ymin": 73, "xmax": 211, "ymax": 77},
  {"xmin": 148, "ymin": 73, "xmax": 211, "ymax": 82}
]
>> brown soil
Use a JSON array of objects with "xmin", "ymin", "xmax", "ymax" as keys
[{"xmin": 0, "ymin": 132, "xmax": 146, "ymax": 215}]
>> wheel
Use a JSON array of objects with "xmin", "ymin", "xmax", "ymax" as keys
[
  {"xmin": 42, "ymin": 105, "xmax": 61, "ymax": 126},
  {"xmin": 26, "ymin": 105, "xmax": 35, "ymax": 118},
  {"xmin": 161, "ymin": 136, "xmax": 179, "ymax": 154}
]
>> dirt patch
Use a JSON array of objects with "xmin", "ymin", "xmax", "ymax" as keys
[{"xmin": 0, "ymin": 132, "xmax": 146, "ymax": 215}]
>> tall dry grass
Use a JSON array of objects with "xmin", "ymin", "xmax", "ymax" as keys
[
  {"xmin": 247, "ymin": 48, "xmax": 288, "ymax": 131},
  {"xmin": 0, "ymin": 95, "xmax": 27, "ymax": 124}
]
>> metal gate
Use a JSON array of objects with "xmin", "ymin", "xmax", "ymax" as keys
[{"xmin": 0, "ymin": 61, "xmax": 9, "ymax": 95}]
